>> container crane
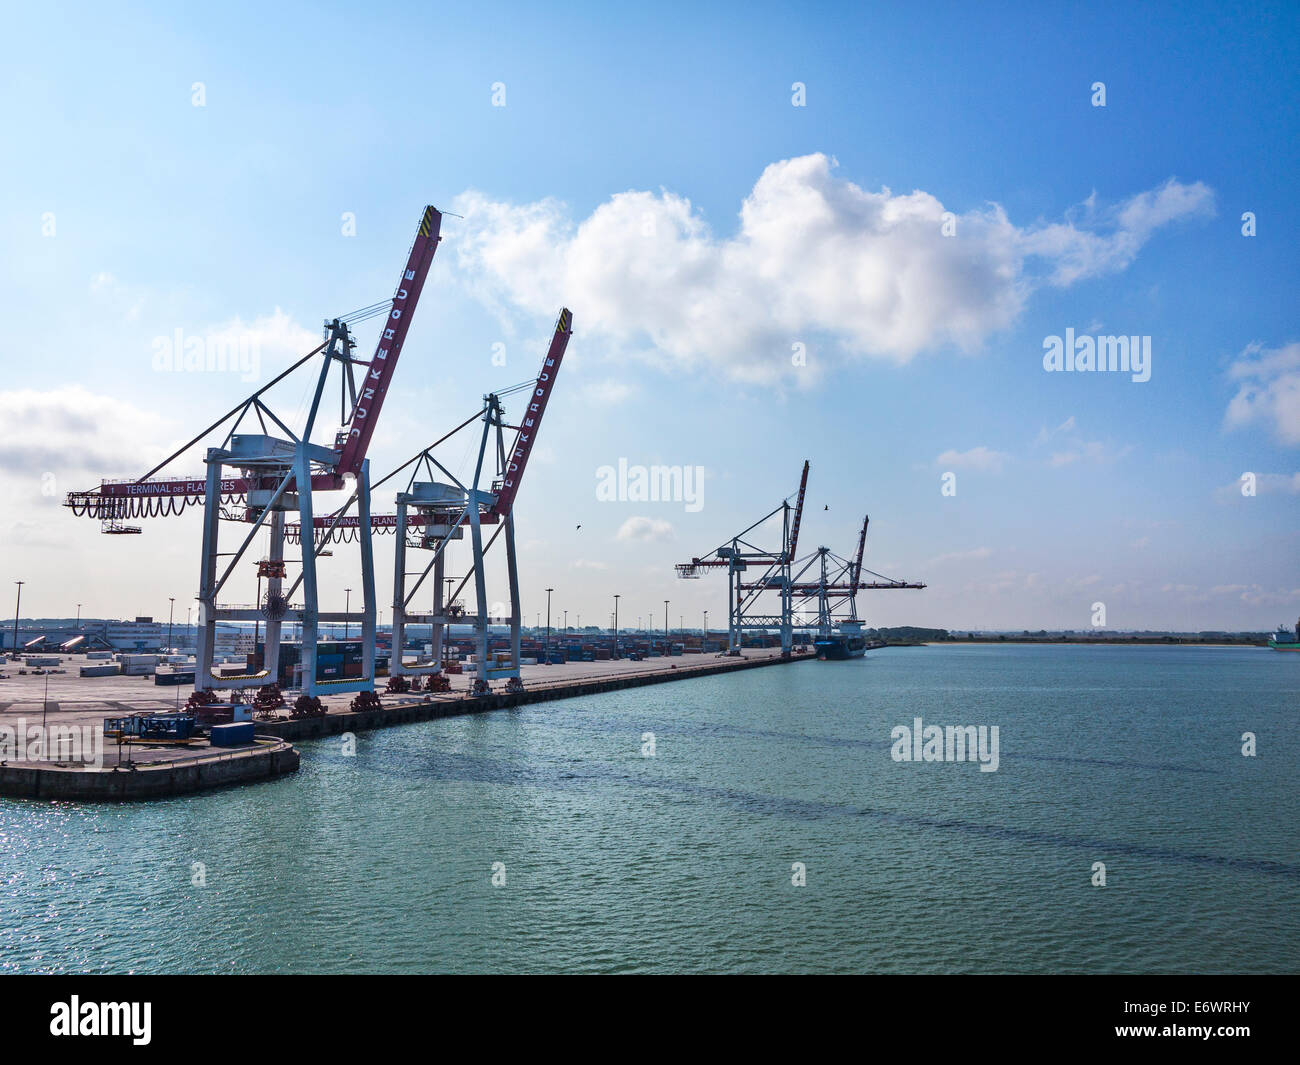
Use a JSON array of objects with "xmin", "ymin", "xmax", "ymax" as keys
[
  {"xmin": 742, "ymin": 513, "xmax": 926, "ymax": 646},
  {"xmin": 675, "ymin": 460, "xmax": 809, "ymax": 656},
  {"xmin": 65, "ymin": 205, "xmax": 443, "ymax": 704},
  {"xmin": 678, "ymin": 465, "xmax": 926, "ymax": 654},
  {"xmin": 288, "ymin": 308, "xmax": 573, "ymax": 695}
]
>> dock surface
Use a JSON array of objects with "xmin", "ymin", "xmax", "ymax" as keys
[{"xmin": 0, "ymin": 649, "xmax": 807, "ymax": 799}]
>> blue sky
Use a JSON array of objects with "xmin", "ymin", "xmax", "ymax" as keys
[{"xmin": 1, "ymin": 0, "xmax": 1297, "ymax": 631}]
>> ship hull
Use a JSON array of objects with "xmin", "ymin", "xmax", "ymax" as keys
[{"xmin": 815, "ymin": 636, "xmax": 867, "ymax": 660}]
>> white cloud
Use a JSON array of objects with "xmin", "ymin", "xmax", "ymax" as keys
[
  {"xmin": 1049, "ymin": 441, "xmax": 1109, "ymax": 467},
  {"xmin": 88, "ymin": 271, "xmax": 145, "ymax": 321},
  {"xmin": 206, "ymin": 307, "xmax": 319, "ymax": 373},
  {"xmin": 1035, "ymin": 415, "xmax": 1076, "ymax": 443},
  {"xmin": 1036, "ymin": 417, "xmax": 1130, "ymax": 467},
  {"xmin": 1210, "ymin": 583, "xmax": 1300, "ymax": 606},
  {"xmin": 616, "ymin": 516, "xmax": 675, "ymax": 542},
  {"xmin": 1224, "ymin": 341, "xmax": 1300, "ymax": 445},
  {"xmin": 580, "ymin": 380, "xmax": 635, "ymax": 405},
  {"xmin": 0, "ymin": 386, "xmax": 174, "ymax": 477},
  {"xmin": 1021, "ymin": 178, "xmax": 1215, "ymax": 285},
  {"xmin": 452, "ymin": 155, "xmax": 1213, "ymax": 380},
  {"xmin": 935, "ymin": 446, "xmax": 1007, "ymax": 473},
  {"xmin": 928, "ymin": 546, "xmax": 992, "ymax": 566}
]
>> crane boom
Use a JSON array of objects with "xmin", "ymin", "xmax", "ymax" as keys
[
  {"xmin": 336, "ymin": 205, "xmax": 443, "ymax": 476},
  {"xmin": 851, "ymin": 515, "xmax": 869, "ymax": 593},
  {"xmin": 489, "ymin": 308, "xmax": 572, "ymax": 519},
  {"xmin": 787, "ymin": 459, "xmax": 810, "ymax": 561}
]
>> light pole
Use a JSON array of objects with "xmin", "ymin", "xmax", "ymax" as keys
[
  {"xmin": 254, "ymin": 572, "xmax": 263, "ymax": 650},
  {"xmin": 76, "ymin": 603, "xmax": 81, "ymax": 630},
  {"xmin": 545, "ymin": 587, "xmax": 553, "ymax": 661},
  {"xmin": 563, "ymin": 609, "xmax": 568, "ymax": 634},
  {"xmin": 664, "ymin": 600, "xmax": 669, "ymax": 652},
  {"xmin": 703, "ymin": 610, "xmax": 708, "ymax": 649},
  {"xmin": 613, "ymin": 594, "xmax": 620, "ymax": 658},
  {"xmin": 167, "ymin": 597, "xmax": 175, "ymax": 653},
  {"xmin": 344, "ymin": 588, "xmax": 352, "ymax": 640},
  {"xmin": 12, "ymin": 581, "xmax": 24, "ymax": 657}
]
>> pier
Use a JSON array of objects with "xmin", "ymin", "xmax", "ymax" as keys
[{"xmin": 0, "ymin": 648, "xmax": 809, "ymax": 800}]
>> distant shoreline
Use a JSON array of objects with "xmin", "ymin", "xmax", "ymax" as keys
[{"xmin": 908, "ymin": 637, "xmax": 1272, "ymax": 648}]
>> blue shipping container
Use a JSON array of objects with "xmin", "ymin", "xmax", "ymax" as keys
[{"xmin": 210, "ymin": 722, "xmax": 255, "ymax": 747}]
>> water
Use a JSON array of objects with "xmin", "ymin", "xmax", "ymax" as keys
[{"xmin": 1, "ymin": 644, "xmax": 1296, "ymax": 974}]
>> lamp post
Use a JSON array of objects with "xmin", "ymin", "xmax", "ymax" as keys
[
  {"xmin": 12, "ymin": 581, "xmax": 24, "ymax": 657},
  {"xmin": 167, "ymin": 597, "xmax": 175, "ymax": 653},
  {"xmin": 545, "ymin": 587, "xmax": 553, "ymax": 661},
  {"xmin": 613, "ymin": 594, "xmax": 620, "ymax": 658},
  {"xmin": 344, "ymin": 588, "xmax": 352, "ymax": 640},
  {"xmin": 254, "ymin": 573, "xmax": 263, "ymax": 650},
  {"xmin": 664, "ymin": 600, "xmax": 669, "ymax": 653},
  {"xmin": 76, "ymin": 603, "xmax": 81, "ymax": 630},
  {"xmin": 563, "ymin": 609, "xmax": 568, "ymax": 634},
  {"xmin": 703, "ymin": 610, "xmax": 708, "ymax": 649}
]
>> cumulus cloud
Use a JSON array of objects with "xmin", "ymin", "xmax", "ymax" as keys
[
  {"xmin": 148, "ymin": 307, "xmax": 319, "ymax": 382},
  {"xmin": 1224, "ymin": 341, "xmax": 1300, "ymax": 445},
  {"xmin": 616, "ymin": 516, "xmax": 675, "ymax": 542},
  {"xmin": 935, "ymin": 446, "xmax": 1007, "ymax": 473},
  {"xmin": 0, "ymin": 386, "xmax": 174, "ymax": 477},
  {"xmin": 1022, "ymin": 179, "xmax": 1215, "ymax": 285},
  {"xmin": 451, "ymin": 154, "xmax": 1213, "ymax": 380},
  {"xmin": 210, "ymin": 307, "xmax": 318, "ymax": 367}
]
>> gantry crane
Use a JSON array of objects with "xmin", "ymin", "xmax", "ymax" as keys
[
  {"xmin": 288, "ymin": 308, "xmax": 573, "ymax": 695},
  {"xmin": 675, "ymin": 460, "xmax": 809, "ymax": 656},
  {"xmin": 749, "ymin": 514, "xmax": 926, "ymax": 645},
  {"xmin": 65, "ymin": 206, "xmax": 443, "ymax": 705},
  {"xmin": 677, "ymin": 464, "xmax": 925, "ymax": 654}
]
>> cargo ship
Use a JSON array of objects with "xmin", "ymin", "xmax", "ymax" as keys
[
  {"xmin": 1268, "ymin": 620, "xmax": 1300, "ymax": 651},
  {"xmin": 815, "ymin": 621, "xmax": 868, "ymax": 660}
]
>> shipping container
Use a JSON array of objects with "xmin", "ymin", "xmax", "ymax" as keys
[
  {"xmin": 79, "ymin": 663, "xmax": 121, "ymax": 677},
  {"xmin": 104, "ymin": 713, "xmax": 197, "ymax": 742},
  {"xmin": 210, "ymin": 721, "xmax": 255, "ymax": 747}
]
